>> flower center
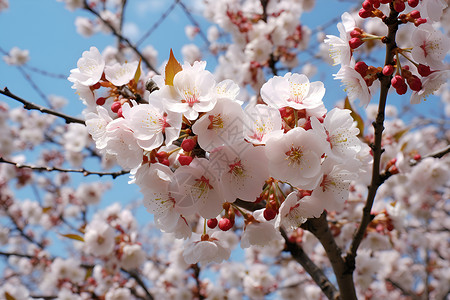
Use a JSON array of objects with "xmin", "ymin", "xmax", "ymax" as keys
[
  {"xmin": 285, "ymin": 145, "xmax": 303, "ymax": 166},
  {"xmin": 182, "ymin": 87, "xmax": 200, "ymax": 107},
  {"xmin": 229, "ymin": 160, "xmax": 245, "ymax": 177},
  {"xmin": 208, "ymin": 114, "xmax": 224, "ymax": 131},
  {"xmin": 192, "ymin": 176, "xmax": 213, "ymax": 199},
  {"xmin": 289, "ymin": 82, "xmax": 308, "ymax": 104}
]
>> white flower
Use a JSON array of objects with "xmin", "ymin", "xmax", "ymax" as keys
[
  {"xmin": 324, "ymin": 12, "xmax": 355, "ymax": 66},
  {"xmin": 181, "ymin": 44, "xmax": 202, "ymax": 64},
  {"xmin": 209, "ymin": 142, "xmax": 269, "ymax": 202},
  {"xmin": 265, "ymin": 127, "xmax": 327, "ymax": 189},
  {"xmin": 104, "ymin": 117, "xmax": 143, "ymax": 169},
  {"xmin": 275, "ymin": 192, "xmax": 324, "ymax": 230},
  {"xmin": 214, "ymin": 79, "xmax": 241, "ymax": 102},
  {"xmin": 134, "ymin": 163, "xmax": 181, "ymax": 232},
  {"xmin": 105, "ymin": 61, "xmax": 139, "ymax": 86},
  {"xmin": 84, "ymin": 105, "xmax": 113, "ymax": 150},
  {"xmin": 3, "ymin": 47, "xmax": 29, "ymax": 65},
  {"xmin": 84, "ymin": 219, "xmax": 115, "ymax": 256},
  {"xmin": 310, "ymin": 159, "xmax": 357, "ymax": 212},
  {"xmin": 410, "ymin": 70, "xmax": 449, "ymax": 104},
  {"xmin": 244, "ymin": 104, "xmax": 283, "ymax": 145},
  {"xmin": 411, "ymin": 24, "xmax": 450, "ymax": 70},
  {"xmin": 123, "ymin": 100, "xmax": 181, "ymax": 151},
  {"xmin": 261, "ymin": 73, "xmax": 325, "ymax": 111},
  {"xmin": 105, "ymin": 287, "xmax": 132, "ymax": 300},
  {"xmin": 63, "ymin": 123, "xmax": 90, "ymax": 152},
  {"xmin": 241, "ymin": 209, "xmax": 283, "ymax": 248},
  {"xmin": 169, "ymin": 158, "xmax": 223, "ymax": 219},
  {"xmin": 160, "ymin": 61, "xmax": 216, "ymax": 120},
  {"xmin": 311, "ymin": 108, "xmax": 361, "ymax": 162},
  {"xmin": 68, "ymin": 46, "xmax": 105, "ymax": 86},
  {"xmin": 245, "ymin": 36, "xmax": 273, "ymax": 63},
  {"xmin": 334, "ymin": 64, "xmax": 372, "ymax": 107},
  {"xmin": 183, "ymin": 232, "xmax": 231, "ymax": 265},
  {"xmin": 121, "ymin": 244, "xmax": 146, "ymax": 270},
  {"xmin": 75, "ymin": 16, "xmax": 95, "ymax": 37},
  {"xmin": 192, "ymin": 97, "xmax": 245, "ymax": 151}
]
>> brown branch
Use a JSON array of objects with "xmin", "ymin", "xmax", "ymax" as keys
[
  {"xmin": 386, "ymin": 278, "xmax": 421, "ymax": 300},
  {"xmin": 281, "ymin": 228, "xmax": 340, "ymax": 300},
  {"xmin": 178, "ymin": 1, "xmax": 210, "ymax": 47},
  {"xmin": 346, "ymin": 3, "xmax": 400, "ymax": 267},
  {"xmin": 301, "ymin": 212, "xmax": 356, "ymax": 299},
  {"xmin": 124, "ymin": 269, "xmax": 154, "ymax": 300},
  {"xmin": 82, "ymin": 0, "xmax": 158, "ymax": 74},
  {"xmin": 0, "ymin": 87, "xmax": 85, "ymax": 124},
  {"xmin": 0, "ymin": 157, "xmax": 129, "ymax": 179}
]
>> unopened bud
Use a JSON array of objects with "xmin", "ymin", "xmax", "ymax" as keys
[
  {"xmin": 382, "ymin": 65, "xmax": 394, "ymax": 76},
  {"xmin": 355, "ymin": 61, "xmax": 369, "ymax": 77},
  {"xmin": 349, "ymin": 37, "xmax": 364, "ymax": 49},
  {"xmin": 417, "ymin": 64, "xmax": 432, "ymax": 77}
]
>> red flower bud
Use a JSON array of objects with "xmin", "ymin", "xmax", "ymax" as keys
[
  {"xmin": 417, "ymin": 64, "xmax": 432, "ymax": 77},
  {"xmin": 407, "ymin": 0, "xmax": 419, "ymax": 7},
  {"xmin": 359, "ymin": 8, "xmax": 372, "ymax": 18},
  {"xmin": 394, "ymin": 0, "xmax": 405, "ymax": 12},
  {"xmin": 207, "ymin": 218, "xmax": 218, "ymax": 229},
  {"xmin": 391, "ymin": 75, "xmax": 404, "ymax": 89},
  {"xmin": 407, "ymin": 75, "xmax": 422, "ymax": 91},
  {"xmin": 181, "ymin": 138, "xmax": 196, "ymax": 152},
  {"xmin": 160, "ymin": 159, "xmax": 170, "ymax": 166},
  {"xmin": 263, "ymin": 208, "xmax": 277, "ymax": 221},
  {"xmin": 414, "ymin": 18, "xmax": 427, "ymax": 26},
  {"xmin": 218, "ymin": 218, "xmax": 233, "ymax": 231},
  {"xmin": 410, "ymin": 10, "xmax": 420, "ymax": 19},
  {"xmin": 96, "ymin": 97, "xmax": 106, "ymax": 106},
  {"xmin": 382, "ymin": 65, "xmax": 394, "ymax": 76},
  {"xmin": 362, "ymin": 0, "xmax": 373, "ymax": 10},
  {"xmin": 178, "ymin": 155, "xmax": 193, "ymax": 166},
  {"xmin": 355, "ymin": 61, "xmax": 369, "ymax": 77},
  {"xmin": 349, "ymin": 37, "xmax": 364, "ymax": 49},
  {"xmin": 111, "ymin": 101, "xmax": 121, "ymax": 113}
]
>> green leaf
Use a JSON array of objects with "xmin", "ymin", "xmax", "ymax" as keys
[
  {"xmin": 344, "ymin": 97, "xmax": 364, "ymax": 138},
  {"xmin": 60, "ymin": 233, "xmax": 84, "ymax": 242},
  {"xmin": 165, "ymin": 49, "xmax": 182, "ymax": 86}
]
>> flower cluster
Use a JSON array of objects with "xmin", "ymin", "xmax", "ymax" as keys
[
  {"xmin": 326, "ymin": 0, "xmax": 449, "ymax": 106},
  {"xmin": 69, "ymin": 46, "xmax": 369, "ymax": 265}
]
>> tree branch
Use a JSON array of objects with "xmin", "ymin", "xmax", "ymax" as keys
[
  {"xmin": 0, "ymin": 157, "xmax": 129, "ymax": 179},
  {"xmin": 0, "ymin": 87, "xmax": 85, "ymax": 124},
  {"xmin": 281, "ymin": 228, "xmax": 340, "ymax": 300},
  {"xmin": 301, "ymin": 212, "xmax": 356, "ymax": 299},
  {"xmin": 346, "ymin": 3, "xmax": 400, "ymax": 267}
]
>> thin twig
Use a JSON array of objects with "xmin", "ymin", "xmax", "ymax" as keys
[
  {"xmin": 82, "ymin": 0, "xmax": 158, "ymax": 74},
  {"xmin": 0, "ymin": 87, "xmax": 85, "ymax": 124},
  {"xmin": 136, "ymin": 0, "xmax": 180, "ymax": 47},
  {"xmin": 281, "ymin": 228, "xmax": 340, "ymax": 300},
  {"xmin": 0, "ymin": 157, "xmax": 129, "ymax": 179}
]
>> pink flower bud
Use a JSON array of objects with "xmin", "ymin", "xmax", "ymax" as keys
[
  {"xmin": 160, "ymin": 159, "xmax": 170, "ymax": 166},
  {"xmin": 181, "ymin": 138, "xmax": 196, "ymax": 152},
  {"xmin": 414, "ymin": 18, "xmax": 427, "ymax": 26},
  {"xmin": 117, "ymin": 107, "xmax": 123, "ymax": 118},
  {"xmin": 350, "ymin": 29, "xmax": 363, "ymax": 38},
  {"xmin": 362, "ymin": 0, "xmax": 373, "ymax": 10},
  {"xmin": 396, "ymin": 84, "xmax": 407, "ymax": 95}
]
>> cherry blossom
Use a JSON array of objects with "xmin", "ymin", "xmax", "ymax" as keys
[
  {"xmin": 192, "ymin": 97, "xmax": 245, "ymax": 151},
  {"xmin": 261, "ymin": 73, "xmax": 325, "ymax": 111},
  {"xmin": 411, "ymin": 24, "xmax": 450, "ymax": 70},
  {"xmin": 265, "ymin": 127, "xmax": 327, "ymax": 189},
  {"xmin": 324, "ymin": 12, "xmax": 356, "ymax": 66},
  {"xmin": 244, "ymin": 104, "xmax": 283, "ymax": 145},
  {"xmin": 334, "ymin": 64, "xmax": 372, "ymax": 107},
  {"xmin": 183, "ymin": 232, "xmax": 231, "ymax": 265},
  {"xmin": 104, "ymin": 61, "xmax": 139, "ymax": 86},
  {"xmin": 159, "ymin": 61, "xmax": 217, "ymax": 120},
  {"xmin": 68, "ymin": 46, "xmax": 105, "ymax": 86}
]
